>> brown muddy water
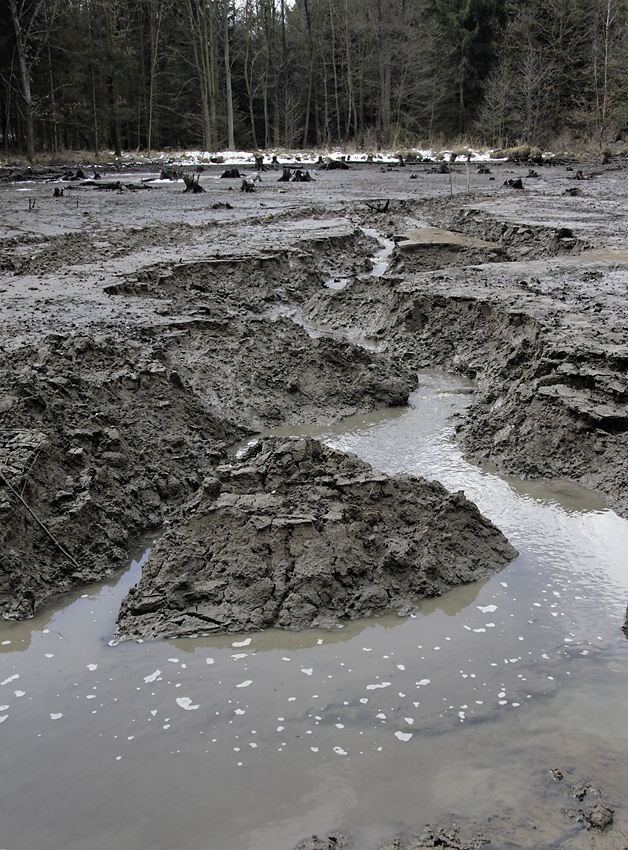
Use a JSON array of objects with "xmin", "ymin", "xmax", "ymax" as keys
[{"xmin": 1, "ymin": 372, "xmax": 627, "ymax": 850}]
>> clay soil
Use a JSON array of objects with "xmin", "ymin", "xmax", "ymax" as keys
[{"xmin": 1, "ymin": 156, "xmax": 627, "ymax": 627}]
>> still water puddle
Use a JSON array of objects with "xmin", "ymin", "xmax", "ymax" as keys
[{"xmin": 1, "ymin": 372, "xmax": 627, "ymax": 850}]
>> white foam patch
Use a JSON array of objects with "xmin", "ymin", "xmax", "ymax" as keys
[
  {"xmin": 0, "ymin": 705, "xmax": 8, "ymax": 711},
  {"xmin": 0, "ymin": 715, "xmax": 8, "ymax": 723},
  {"xmin": 45, "ymin": 653, "xmax": 54, "ymax": 658},
  {"xmin": 206, "ymin": 658, "xmax": 214, "ymax": 664},
  {"xmin": 395, "ymin": 731, "xmax": 413, "ymax": 742},
  {"xmin": 417, "ymin": 679, "xmax": 431, "ymax": 686},
  {"xmin": 234, "ymin": 709, "xmax": 245, "ymax": 715},
  {"xmin": 333, "ymin": 746, "xmax": 347, "ymax": 756},
  {"xmin": 301, "ymin": 668, "xmax": 313, "ymax": 676},
  {"xmin": 232, "ymin": 638, "xmax": 252, "ymax": 648},
  {"xmin": 478, "ymin": 605, "xmax": 498, "ymax": 613},
  {"xmin": 1, "ymin": 674, "xmax": 19, "ymax": 686},
  {"xmin": 232, "ymin": 653, "xmax": 247, "ymax": 660},
  {"xmin": 14, "ymin": 690, "xmax": 25, "ymax": 697},
  {"xmin": 404, "ymin": 717, "xmax": 413, "ymax": 725},
  {"xmin": 366, "ymin": 682, "xmax": 391, "ymax": 690},
  {"xmin": 236, "ymin": 680, "xmax": 253, "ymax": 688},
  {"xmin": 87, "ymin": 664, "xmax": 98, "ymax": 671},
  {"xmin": 176, "ymin": 697, "xmax": 200, "ymax": 710},
  {"xmin": 144, "ymin": 669, "xmax": 161, "ymax": 683},
  {"xmin": 397, "ymin": 664, "xmax": 406, "ymax": 671},
  {"xmin": 50, "ymin": 713, "xmax": 63, "ymax": 720}
]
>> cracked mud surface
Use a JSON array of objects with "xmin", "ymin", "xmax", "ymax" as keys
[{"xmin": 1, "ymin": 159, "xmax": 627, "ymax": 628}]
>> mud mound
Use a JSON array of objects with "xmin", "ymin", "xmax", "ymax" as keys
[
  {"xmin": 0, "ymin": 311, "xmax": 415, "ymax": 618},
  {"xmin": 0, "ymin": 332, "xmax": 242, "ymax": 618},
  {"xmin": 116, "ymin": 436, "xmax": 518, "ymax": 640}
]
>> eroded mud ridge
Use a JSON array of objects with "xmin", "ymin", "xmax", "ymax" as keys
[
  {"xmin": 116, "ymin": 436, "xmax": 516, "ymax": 639},
  {"xmin": 0, "ymin": 292, "xmax": 413, "ymax": 618},
  {"xmin": 1, "ymin": 160, "xmax": 627, "ymax": 622}
]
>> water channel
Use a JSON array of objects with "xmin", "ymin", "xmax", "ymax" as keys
[{"xmin": 1, "ymin": 372, "xmax": 627, "ymax": 850}]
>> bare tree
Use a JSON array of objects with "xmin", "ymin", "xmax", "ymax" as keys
[
  {"xmin": 8, "ymin": 0, "xmax": 59, "ymax": 160},
  {"xmin": 185, "ymin": 0, "xmax": 218, "ymax": 150}
]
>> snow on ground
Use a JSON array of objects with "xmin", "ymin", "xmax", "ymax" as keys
[{"xmin": 1, "ymin": 147, "xmax": 503, "ymax": 170}]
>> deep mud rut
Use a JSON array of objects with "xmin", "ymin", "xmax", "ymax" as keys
[{"xmin": 1, "ymin": 157, "xmax": 628, "ymax": 848}]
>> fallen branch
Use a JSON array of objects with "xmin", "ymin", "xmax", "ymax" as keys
[
  {"xmin": 0, "ymin": 468, "xmax": 82, "ymax": 573},
  {"xmin": 365, "ymin": 199, "xmax": 390, "ymax": 213}
]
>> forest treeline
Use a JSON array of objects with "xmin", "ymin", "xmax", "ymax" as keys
[{"xmin": 2, "ymin": 0, "xmax": 627, "ymax": 160}]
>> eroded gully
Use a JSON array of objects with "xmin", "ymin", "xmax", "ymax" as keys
[{"xmin": 1, "ymin": 370, "xmax": 627, "ymax": 850}]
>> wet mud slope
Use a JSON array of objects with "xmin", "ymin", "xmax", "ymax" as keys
[
  {"xmin": 117, "ymin": 436, "xmax": 516, "ymax": 639},
  {"xmin": 1, "ymin": 157, "xmax": 627, "ymax": 623},
  {"xmin": 0, "ymin": 226, "xmax": 415, "ymax": 618},
  {"xmin": 302, "ymin": 189, "xmax": 628, "ymax": 516}
]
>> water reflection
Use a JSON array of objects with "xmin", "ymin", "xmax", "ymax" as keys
[{"xmin": 417, "ymin": 578, "xmax": 490, "ymax": 617}]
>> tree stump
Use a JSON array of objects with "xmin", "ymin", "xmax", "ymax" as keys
[{"xmin": 183, "ymin": 173, "xmax": 205, "ymax": 193}]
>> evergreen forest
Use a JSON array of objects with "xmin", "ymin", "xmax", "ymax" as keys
[{"xmin": 2, "ymin": 0, "xmax": 627, "ymax": 160}]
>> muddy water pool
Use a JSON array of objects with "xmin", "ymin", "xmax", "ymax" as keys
[{"xmin": 1, "ymin": 372, "xmax": 627, "ymax": 850}]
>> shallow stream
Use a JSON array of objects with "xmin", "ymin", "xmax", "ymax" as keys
[{"xmin": 1, "ymin": 372, "xmax": 627, "ymax": 850}]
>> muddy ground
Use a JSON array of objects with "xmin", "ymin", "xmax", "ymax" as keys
[
  {"xmin": 1, "ymin": 156, "xmax": 627, "ymax": 623},
  {"xmin": 2, "ymin": 156, "xmax": 628, "ymax": 849}
]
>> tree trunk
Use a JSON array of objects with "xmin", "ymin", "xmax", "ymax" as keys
[
  {"xmin": 186, "ymin": 0, "xmax": 217, "ymax": 151},
  {"xmin": 8, "ymin": 0, "xmax": 35, "ymax": 161},
  {"xmin": 223, "ymin": 1, "xmax": 235, "ymax": 150},
  {"xmin": 147, "ymin": 0, "xmax": 163, "ymax": 155}
]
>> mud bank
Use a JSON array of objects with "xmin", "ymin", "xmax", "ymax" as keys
[
  {"xmin": 304, "ymin": 251, "xmax": 628, "ymax": 515},
  {"xmin": 0, "ymin": 304, "xmax": 414, "ymax": 619},
  {"xmin": 1, "ymin": 159, "xmax": 627, "ymax": 620},
  {"xmin": 116, "ymin": 436, "xmax": 516, "ymax": 639},
  {"xmin": 296, "ymin": 766, "xmax": 622, "ymax": 850}
]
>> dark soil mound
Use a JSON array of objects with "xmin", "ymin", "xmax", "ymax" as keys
[{"xmin": 116, "ymin": 436, "xmax": 518, "ymax": 639}]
